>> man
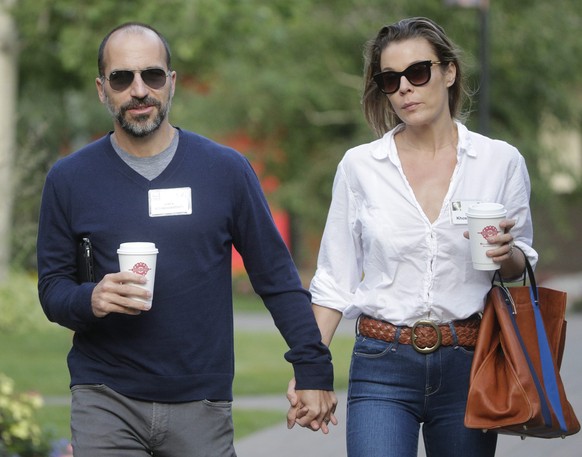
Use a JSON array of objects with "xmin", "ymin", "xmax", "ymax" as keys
[{"xmin": 37, "ymin": 22, "xmax": 336, "ymax": 456}]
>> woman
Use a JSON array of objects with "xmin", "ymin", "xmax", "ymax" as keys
[{"xmin": 307, "ymin": 17, "xmax": 537, "ymax": 457}]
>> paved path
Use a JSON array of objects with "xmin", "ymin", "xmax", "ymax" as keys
[{"xmin": 234, "ymin": 312, "xmax": 582, "ymax": 457}]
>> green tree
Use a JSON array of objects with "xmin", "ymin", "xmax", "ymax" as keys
[
  {"xmin": 10, "ymin": 0, "xmax": 582, "ymax": 271},
  {"xmin": 0, "ymin": 0, "xmax": 17, "ymax": 282}
]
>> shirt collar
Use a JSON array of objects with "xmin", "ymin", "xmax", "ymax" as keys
[
  {"xmin": 371, "ymin": 120, "xmax": 477, "ymax": 162},
  {"xmin": 456, "ymin": 121, "xmax": 476, "ymax": 158}
]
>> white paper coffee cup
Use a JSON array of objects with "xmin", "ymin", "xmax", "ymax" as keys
[
  {"xmin": 466, "ymin": 203, "xmax": 507, "ymax": 270},
  {"xmin": 117, "ymin": 242, "xmax": 158, "ymax": 306}
]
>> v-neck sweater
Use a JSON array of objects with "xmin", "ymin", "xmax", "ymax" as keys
[{"xmin": 37, "ymin": 129, "xmax": 333, "ymax": 402}]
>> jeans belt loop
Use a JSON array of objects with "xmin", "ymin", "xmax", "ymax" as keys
[
  {"xmin": 448, "ymin": 321, "xmax": 459, "ymax": 346},
  {"xmin": 393, "ymin": 326, "xmax": 402, "ymax": 347},
  {"xmin": 355, "ymin": 314, "xmax": 362, "ymax": 337},
  {"xmin": 411, "ymin": 320, "xmax": 442, "ymax": 354}
]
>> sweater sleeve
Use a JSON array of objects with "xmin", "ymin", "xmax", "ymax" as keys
[
  {"xmin": 37, "ymin": 166, "xmax": 101, "ymax": 332},
  {"xmin": 231, "ymin": 158, "xmax": 334, "ymax": 391}
]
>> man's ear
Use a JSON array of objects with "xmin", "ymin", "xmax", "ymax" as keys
[{"xmin": 96, "ymin": 77, "xmax": 106, "ymax": 104}]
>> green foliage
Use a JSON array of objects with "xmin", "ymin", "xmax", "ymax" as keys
[
  {"xmin": 0, "ymin": 374, "xmax": 53, "ymax": 457},
  {"xmin": 9, "ymin": 0, "xmax": 582, "ymax": 270},
  {"xmin": 0, "ymin": 272, "xmax": 50, "ymax": 334}
]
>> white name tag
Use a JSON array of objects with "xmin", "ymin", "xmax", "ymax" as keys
[
  {"xmin": 148, "ymin": 187, "xmax": 192, "ymax": 217},
  {"xmin": 450, "ymin": 200, "xmax": 480, "ymax": 225}
]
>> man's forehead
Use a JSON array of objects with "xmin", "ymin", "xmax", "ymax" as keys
[
  {"xmin": 103, "ymin": 29, "xmax": 166, "ymax": 69},
  {"xmin": 106, "ymin": 27, "xmax": 162, "ymax": 52}
]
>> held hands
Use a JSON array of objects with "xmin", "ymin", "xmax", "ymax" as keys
[
  {"xmin": 91, "ymin": 272, "xmax": 152, "ymax": 318},
  {"xmin": 286, "ymin": 378, "xmax": 338, "ymax": 434}
]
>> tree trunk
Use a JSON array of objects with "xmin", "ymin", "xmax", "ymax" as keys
[{"xmin": 0, "ymin": 2, "xmax": 17, "ymax": 282}]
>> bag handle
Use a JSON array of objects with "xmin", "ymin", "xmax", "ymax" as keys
[
  {"xmin": 494, "ymin": 245, "xmax": 532, "ymax": 289},
  {"xmin": 523, "ymin": 254, "xmax": 538, "ymax": 298}
]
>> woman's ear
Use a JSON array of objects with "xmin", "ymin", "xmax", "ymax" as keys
[{"xmin": 445, "ymin": 62, "xmax": 457, "ymax": 88}]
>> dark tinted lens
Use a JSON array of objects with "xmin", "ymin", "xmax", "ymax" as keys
[
  {"xmin": 108, "ymin": 71, "xmax": 134, "ymax": 91},
  {"xmin": 107, "ymin": 69, "xmax": 168, "ymax": 91},
  {"xmin": 373, "ymin": 61, "xmax": 433, "ymax": 94},
  {"xmin": 405, "ymin": 63, "xmax": 431, "ymax": 85},
  {"xmin": 373, "ymin": 72, "xmax": 395, "ymax": 94},
  {"xmin": 382, "ymin": 73, "xmax": 400, "ymax": 94},
  {"xmin": 141, "ymin": 69, "xmax": 168, "ymax": 89}
]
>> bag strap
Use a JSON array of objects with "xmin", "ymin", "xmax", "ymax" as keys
[
  {"xmin": 498, "ymin": 254, "xmax": 568, "ymax": 432},
  {"xmin": 525, "ymin": 258, "xmax": 568, "ymax": 432},
  {"xmin": 523, "ymin": 254, "xmax": 538, "ymax": 298},
  {"xmin": 499, "ymin": 285, "xmax": 554, "ymax": 427}
]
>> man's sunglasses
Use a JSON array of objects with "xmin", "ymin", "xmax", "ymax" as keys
[
  {"xmin": 103, "ymin": 68, "xmax": 171, "ymax": 92},
  {"xmin": 373, "ymin": 60, "xmax": 443, "ymax": 95}
]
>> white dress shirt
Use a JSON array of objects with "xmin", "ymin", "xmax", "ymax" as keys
[{"xmin": 310, "ymin": 122, "xmax": 538, "ymax": 326}]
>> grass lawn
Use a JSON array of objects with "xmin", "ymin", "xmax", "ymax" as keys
[{"xmin": 1, "ymin": 288, "xmax": 353, "ymax": 442}]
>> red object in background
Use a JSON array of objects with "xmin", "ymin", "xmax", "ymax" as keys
[
  {"xmin": 232, "ymin": 210, "xmax": 291, "ymax": 273},
  {"xmin": 221, "ymin": 132, "xmax": 291, "ymax": 274}
]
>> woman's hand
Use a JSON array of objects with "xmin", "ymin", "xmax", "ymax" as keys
[
  {"xmin": 464, "ymin": 218, "xmax": 525, "ymax": 278},
  {"xmin": 286, "ymin": 378, "xmax": 338, "ymax": 434}
]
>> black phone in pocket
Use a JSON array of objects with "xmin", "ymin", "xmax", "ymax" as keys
[{"xmin": 77, "ymin": 237, "xmax": 95, "ymax": 283}]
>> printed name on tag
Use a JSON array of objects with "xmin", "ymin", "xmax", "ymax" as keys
[
  {"xmin": 148, "ymin": 187, "xmax": 192, "ymax": 217},
  {"xmin": 450, "ymin": 200, "xmax": 480, "ymax": 225}
]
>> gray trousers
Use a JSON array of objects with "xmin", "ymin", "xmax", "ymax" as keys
[{"xmin": 71, "ymin": 384, "xmax": 236, "ymax": 457}]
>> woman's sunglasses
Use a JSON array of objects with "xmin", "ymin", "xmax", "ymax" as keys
[
  {"xmin": 103, "ymin": 68, "xmax": 171, "ymax": 92},
  {"xmin": 373, "ymin": 60, "xmax": 443, "ymax": 95}
]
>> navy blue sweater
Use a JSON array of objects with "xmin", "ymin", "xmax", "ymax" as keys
[{"xmin": 37, "ymin": 129, "xmax": 333, "ymax": 402}]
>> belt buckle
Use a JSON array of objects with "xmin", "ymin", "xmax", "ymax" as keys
[{"xmin": 411, "ymin": 320, "xmax": 442, "ymax": 354}]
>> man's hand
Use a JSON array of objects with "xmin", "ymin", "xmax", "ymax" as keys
[
  {"xmin": 286, "ymin": 378, "xmax": 338, "ymax": 434},
  {"xmin": 91, "ymin": 272, "xmax": 152, "ymax": 318}
]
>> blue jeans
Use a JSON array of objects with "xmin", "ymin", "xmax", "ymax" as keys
[{"xmin": 347, "ymin": 336, "xmax": 497, "ymax": 457}]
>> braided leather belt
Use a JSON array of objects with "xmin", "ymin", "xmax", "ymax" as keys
[{"xmin": 358, "ymin": 314, "xmax": 481, "ymax": 354}]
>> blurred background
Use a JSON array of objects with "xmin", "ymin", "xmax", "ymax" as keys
[
  {"xmin": 0, "ymin": 0, "xmax": 581, "ymax": 282},
  {"xmin": 0, "ymin": 0, "xmax": 581, "ymax": 454}
]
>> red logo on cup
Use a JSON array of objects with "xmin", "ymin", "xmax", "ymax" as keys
[
  {"xmin": 479, "ymin": 225, "xmax": 499, "ymax": 240},
  {"xmin": 131, "ymin": 262, "xmax": 151, "ymax": 276}
]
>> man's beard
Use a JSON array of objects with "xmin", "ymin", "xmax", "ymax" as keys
[{"xmin": 106, "ymin": 94, "xmax": 171, "ymax": 138}]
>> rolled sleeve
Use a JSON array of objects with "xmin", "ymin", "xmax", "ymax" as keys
[{"xmin": 310, "ymin": 162, "xmax": 362, "ymax": 313}]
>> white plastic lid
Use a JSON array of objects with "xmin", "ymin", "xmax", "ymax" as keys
[
  {"xmin": 466, "ymin": 202, "xmax": 507, "ymax": 218},
  {"xmin": 117, "ymin": 242, "xmax": 158, "ymax": 254}
]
